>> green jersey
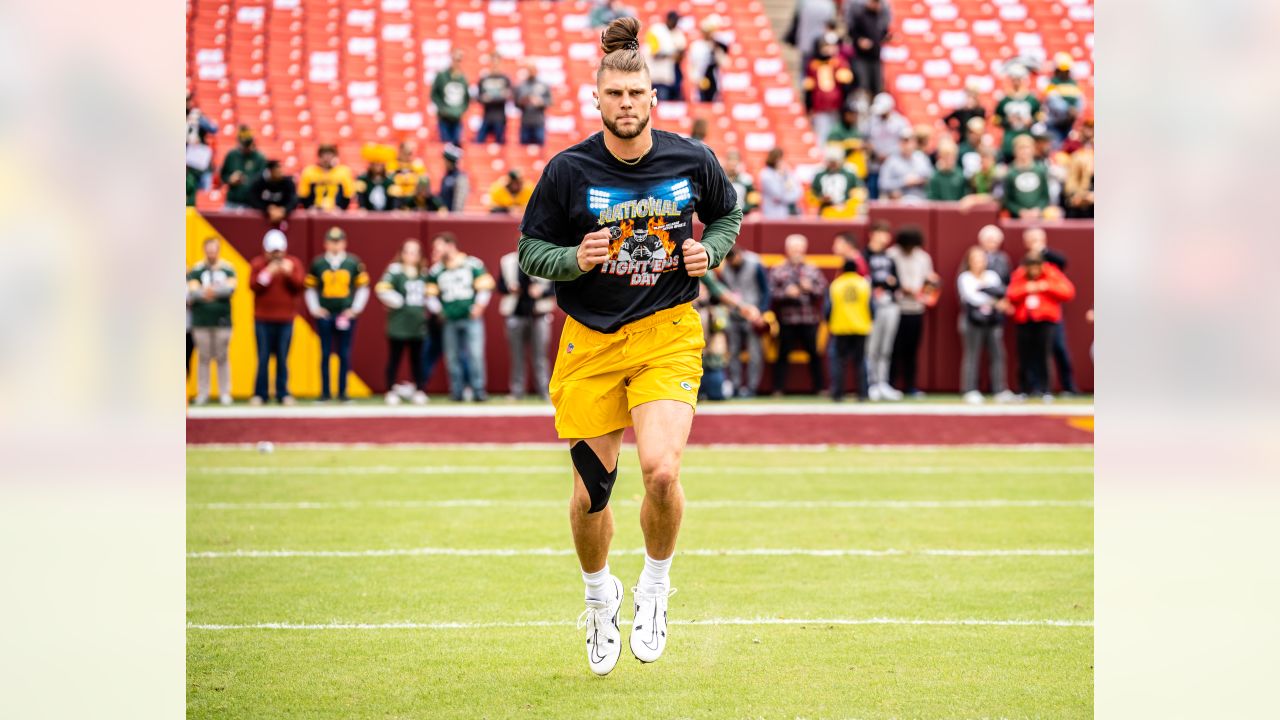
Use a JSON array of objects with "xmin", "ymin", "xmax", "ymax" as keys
[
  {"xmin": 219, "ymin": 147, "xmax": 268, "ymax": 205},
  {"xmin": 811, "ymin": 168, "xmax": 862, "ymax": 206},
  {"xmin": 376, "ymin": 263, "xmax": 428, "ymax": 340},
  {"xmin": 999, "ymin": 127, "xmax": 1032, "ymax": 164},
  {"xmin": 971, "ymin": 165, "xmax": 998, "ymax": 195},
  {"xmin": 430, "ymin": 70, "xmax": 471, "ymax": 120},
  {"xmin": 729, "ymin": 171, "xmax": 759, "ymax": 214},
  {"xmin": 356, "ymin": 173, "xmax": 395, "ymax": 212},
  {"xmin": 427, "ymin": 256, "xmax": 493, "ymax": 321},
  {"xmin": 994, "ymin": 93, "xmax": 1041, "ymax": 130},
  {"xmin": 825, "ymin": 124, "xmax": 861, "ymax": 144},
  {"xmin": 306, "ymin": 253, "xmax": 370, "ymax": 314},
  {"xmin": 1003, "ymin": 162, "xmax": 1050, "ymax": 216},
  {"xmin": 187, "ymin": 260, "xmax": 236, "ymax": 327},
  {"xmin": 927, "ymin": 167, "xmax": 968, "ymax": 201}
]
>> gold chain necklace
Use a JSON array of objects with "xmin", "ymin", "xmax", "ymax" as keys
[{"xmin": 606, "ymin": 140, "xmax": 652, "ymax": 166}]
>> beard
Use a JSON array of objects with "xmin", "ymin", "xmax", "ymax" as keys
[{"xmin": 602, "ymin": 111, "xmax": 650, "ymax": 141}]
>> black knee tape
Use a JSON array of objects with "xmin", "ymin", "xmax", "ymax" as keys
[{"xmin": 571, "ymin": 441, "xmax": 618, "ymax": 514}]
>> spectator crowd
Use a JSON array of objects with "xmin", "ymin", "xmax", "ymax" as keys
[
  {"xmin": 188, "ymin": 2, "xmax": 1093, "ymax": 225},
  {"xmin": 188, "ymin": 221, "xmax": 1084, "ymax": 405},
  {"xmin": 186, "ymin": 1, "xmax": 1093, "ymax": 405}
]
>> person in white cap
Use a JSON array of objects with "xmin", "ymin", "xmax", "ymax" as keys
[
  {"xmin": 864, "ymin": 92, "xmax": 909, "ymax": 199},
  {"xmin": 249, "ymin": 229, "xmax": 305, "ymax": 405}
]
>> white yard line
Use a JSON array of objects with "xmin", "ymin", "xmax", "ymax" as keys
[
  {"xmin": 190, "ymin": 442, "xmax": 1095, "ymax": 451},
  {"xmin": 189, "ymin": 464, "xmax": 1093, "ymax": 476},
  {"xmin": 188, "ymin": 547, "xmax": 1092, "ymax": 559},
  {"xmin": 187, "ymin": 616, "xmax": 1093, "ymax": 631},
  {"xmin": 187, "ymin": 403, "xmax": 1093, "ymax": 419},
  {"xmin": 190, "ymin": 498, "xmax": 1093, "ymax": 511}
]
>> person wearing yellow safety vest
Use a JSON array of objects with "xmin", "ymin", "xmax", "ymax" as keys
[{"xmin": 825, "ymin": 259, "xmax": 873, "ymax": 401}]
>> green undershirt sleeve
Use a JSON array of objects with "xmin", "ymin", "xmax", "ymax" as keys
[
  {"xmin": 517, "ymin": 234, "xmax": 585, "ymax": 282},
  {"xmin": 700, "ymin": 271, "xmax": 727, "ymax": 299},
  {"xmin": 700, "ymin": 205, "xmax": 743, "ymax": 270}
]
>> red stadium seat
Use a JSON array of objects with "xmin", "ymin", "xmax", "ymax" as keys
[{"xmin": 189, "ymin": 0, "xmax": 1093, "ymax": 208}]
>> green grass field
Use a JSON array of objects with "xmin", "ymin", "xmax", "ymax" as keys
[{"xmin": 187, "ymin": 446, "xmax": 1094, "ymax": 719}]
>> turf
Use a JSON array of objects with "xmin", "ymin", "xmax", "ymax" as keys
[{"xmin": 187, "ymin": 446, "xmax": 1094, "ymax": 719}]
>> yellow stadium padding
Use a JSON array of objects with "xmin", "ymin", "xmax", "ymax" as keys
[
  {"xmin": 1067, "ymin": 417, "xmax": 1094, "ymax": 433},
  {"xmin": 186, "ymin": 208, "xmax": 371, "ymax": 400},
  {"xmin": 759, "ymin": 252, "xmax": 847, "ymax": 270}
]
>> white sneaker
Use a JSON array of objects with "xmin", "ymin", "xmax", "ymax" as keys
[
  {"xmin": 630, "ymin": 585, "xmax": 677, "ymax": 663},
  {"xmin": 219, "ymin": 395, "xmax": 233, "ymax": 406},
  {"xmin": 577, "ymin": 575, "xmax": 624, "ymax": 676},
  {"xmin": 994, "ymin": 390, "xmax": 1018, "ymax": 403},
  {"xmin": 411, "ymin": 390, "xmax": 429, "ymax": 405},
  {"xmin": 394, "ymin": 382, "xmax": 416, "ymax": 400},
  {"xmin": 963, "ymin": 390, "xmax": 984, "ymax": 404},
  {"xmin": 880, "ymin": 384, "xmax": 904, "ymax": 401},
  {"xmin": 1041, "ymin": 393, "xmax": 1055, "ymax": 404},
  {"xmin": 249, "ymin": 396, "xmax": 264, "ymax": 406},
  {"xmin": 385, "ymin": 392, "xmax": 401, "ymax": 405},
  {"xmin": 868, "ymin": 383, "xmax": 883, "ymax": 402}
]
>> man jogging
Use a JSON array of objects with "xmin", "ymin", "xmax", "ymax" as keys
[{"xmin": 517, "ymin": 16, "xmax": 743, "ymax": 676}]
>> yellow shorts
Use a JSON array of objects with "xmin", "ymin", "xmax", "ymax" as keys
[{"xmin": 549, "ymin": 302, "xmax": 705, "ymax": 440}]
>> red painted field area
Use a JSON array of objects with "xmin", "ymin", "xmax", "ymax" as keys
[{"xmin": 186, "ymin": 412, "xmax": 1092, "ymax": 446}]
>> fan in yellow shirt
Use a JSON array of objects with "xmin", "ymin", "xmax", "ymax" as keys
[
  {"xmin": 388, "ymin": 141, "xmax": 429, "ymax": 204},
  {"xmin": 827, "ymin": 260, "xmax": 872, "ymax": 401},
  {"xmin": 485, "ymin": 169, "xmax": 533, "ymax": 214},
  {"xmin": 298, "ymin": 144, "xmax": 356, "ymax": 211}
]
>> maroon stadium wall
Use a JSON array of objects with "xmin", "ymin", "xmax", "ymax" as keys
[{"xmin": 202, "ymin": 204, "xmax": 1093, "ymax": 395}]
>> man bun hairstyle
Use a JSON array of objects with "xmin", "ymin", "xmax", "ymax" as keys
[{"xmin": 598, "ymin": 17, "xmax": 647, "ymax": 80}]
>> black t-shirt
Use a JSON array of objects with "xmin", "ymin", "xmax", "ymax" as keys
[
  {"xmin": 520, "ymin": 129, "xmax": 737, "ymax": 333},
  {"xmin": 478, "ymin": 73, "xmax": 512, "ymax": 122}
]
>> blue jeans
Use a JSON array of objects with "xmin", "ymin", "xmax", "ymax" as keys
[
  {"xmin": 317, "ymin": 316, "xmax": 357, "ymax": 399},
  {"xmin": 437, "ymin": 118, "xmax": 463, "ymax": 146},
  {"xmin": 476, "ymin": 116, "xmax": 506, "ymax": 144},
  {"xmin": 254, "ymin": 320, "xmax": 294, "ymax": 401},
  {"xmin": 1051, "ymin": 320, "xmax": 1077, "ymax": 392},
  {"xmin": 443, "ymin": 317, "xmax": 486, "ymax": 399},
  {"xmin": 519, "ymin": 124, "xmax": 545, "ymax": 145}
]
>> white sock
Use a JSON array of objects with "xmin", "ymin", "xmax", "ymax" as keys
[
  {"xmin": 582, "ymin": 564, "xmax": 612, "ymax": 602},
  {"xmin": 638, "ymin": 553, "xmax": 672, "ymax": 592}
]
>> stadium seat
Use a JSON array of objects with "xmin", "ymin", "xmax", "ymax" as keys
[{"xmin": 189, "ymin": 0, "xmax": 1094, "ymax": 211}]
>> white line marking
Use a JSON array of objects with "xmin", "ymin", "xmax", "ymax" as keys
[
  {"xmin": 190, "ymin": 499, "xmax": 1093, "ymax": 511},
  {"xmin": 190, "ymin": 442, "xmax": 1095, "ymax": 452},
  {"xmin": 189, "ymin": 464, "xmax": 1093, "ymax": 477},
  {"xmin": 187, "ymin": 403, "xmax": 1093, "ymax": 419},
  {"xmin": 188, "ymin": 547, "xmax": 1092, "ymax": 559},
  {"xmin": 187, "ymin": 617, "xmax": 1093, "ymax": 631}
]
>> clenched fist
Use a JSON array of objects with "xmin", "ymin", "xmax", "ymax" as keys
[
  {"xmin": 682, "ymin": 239, "xmax": 709, "ymax": 277},
  {"xmin": 576, "ymin": 228, "xmax": 613, "ymax": 272}
]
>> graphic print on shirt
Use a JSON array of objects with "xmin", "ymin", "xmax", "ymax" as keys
[{"xmin": 589, "ymin": 179, "xmax": 692, "ymax": 287}]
